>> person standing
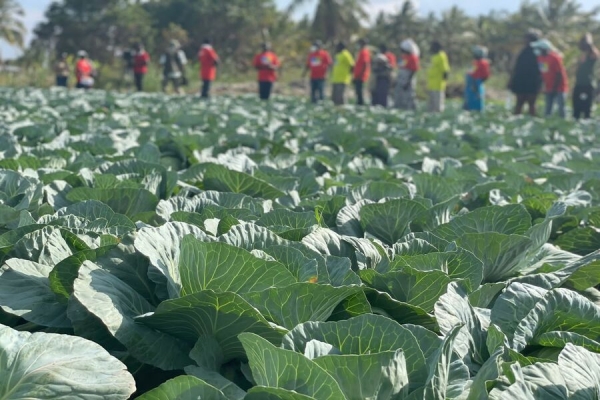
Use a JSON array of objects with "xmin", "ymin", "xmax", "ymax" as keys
[
  {"xmin": 198, "ymin": 38, "xmax": 219, "ymax": 99},
  {"xmin": 331, "ymin": 41, "xmax": 355, "ymax": 106},
  {"xmin": 132, "ymin": 43, "xmax": 150, "ymax": 92},
  {"xmin": 160, "ymin": 40, "xmax": 188, "ymax": 95},
  {"xmin": 464, "ymin": 46, "xmax": 491, "ymax": 112},
  {"xmin": 426, "ymin": 41, "xmax": 450, "ymax": 113},
  {"xmin": 353, "ymin": 39, "xmax": 371, "ymax": 105},
  {"xmin": 395, "ymin": 39, "xmax": 420, "ymax": 110},
  {"xmin": 573, "ymin": 33, "xmax": 599, "ymax": 120},
  {"xmin": 532, "ymin": 39, "xmax": 569, "ymax": 118},
  {"xmin": 383, "ymin": 45, "xmax": 397, "ymax": 73},
  {"xmin": 253, "ymin": 43, "xmax": 280, "ymax": 101},
  {"xmin": 54, "ymin": 52, "xmax": 69, "ymax": 87},
  {"xmin": 371, "ymin": 45, "xmax": 393, "ymax": 107},
  {"xmin": 303, "ymin": 40, "xmax": 332, "ymax": 104},
  {"xmin": 508, "ymin": 30, "xmax": 543, "ymax": 116},
  {"xmin": 75, "ymin": 50, "xmax": 95, "ymax": 90}
]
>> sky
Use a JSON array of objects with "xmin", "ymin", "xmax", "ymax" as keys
[{"xmin": 1, "ymin": 0, "xmax": 598, "ymax": 59}]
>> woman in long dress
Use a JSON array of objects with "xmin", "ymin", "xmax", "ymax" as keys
[
  {"xmin": 464, "ymin": 46, "xmax": 491, "ymax": 112},
  {"xmin": 371, "ymin": 45, "xmax": 393, "ymax": 107},
  {"xmin": 394, "ymin": 39, "xmax": 420, "ymax": 110}
]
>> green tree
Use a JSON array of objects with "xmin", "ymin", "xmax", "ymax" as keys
[
  {"xmin": 287, "ymin": 0, "xmax": 368, "ymax": 43},
  {"xmin": 0, "ymin": 0, "xmax": 26, "ymax": 49}
]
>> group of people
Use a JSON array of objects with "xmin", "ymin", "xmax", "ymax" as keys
[
  {"xmin": 53, "ymin": 30, "xmax": 598, "ymax": 120},
  {"xmin": 509, "ymin": 29, "xmax": 598, "ymax": 120}
]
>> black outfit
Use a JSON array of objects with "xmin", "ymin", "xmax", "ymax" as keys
[
  {"xmin": 259, "ymin": 81, "xmax": 273, "ymax": 100},
  {"xmin": 573, "ymin": 53, "xmax": 598, "ymax": 120},
  {"xmin": 310, "ymin": 79, "xmax": 325, "ymax": 103},
  {"xmin": 573, "ymin": 85, "xmax": 594, "ymax": 119},
  {"xmin": 354, "ymin": 80, "xmax": 365, "ymax": 105},
  {"xmin": 134, "ymin": 73, "xmax": 144, "ymax": 92},
  {"xmin": 56, "ymin": 76, "xmax": 68, "ymax": 87},
  {"xmin": 510, "ymin": 45, "xmax": 542, "ymax": 115},
  {"xmin": 201, "ymin": 80, "xmax": 212, "ymax": 98}
]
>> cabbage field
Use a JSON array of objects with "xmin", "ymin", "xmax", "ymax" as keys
[{"xmin": 1, "ymin": 87, "xmax": 600, "ymax": 399}]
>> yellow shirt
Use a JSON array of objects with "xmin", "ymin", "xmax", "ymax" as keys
[
  {"xmin": 331, "ymin": 50, "xmax": 355, "ymax": 84},
  {"xmin": 427, "ymin": 51, "xmax": 450, "ymax": 91}
]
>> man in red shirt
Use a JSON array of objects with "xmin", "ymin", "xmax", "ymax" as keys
[
  {"xmin": 198, "ymin": 38, "xmax": 219, "ymax": 99},
  {"xmin": 75, "ymin": 50, "xmax": 95, "ymax": 90},
  {"xmin": 133, "ymin": 43, "xmax": 150, "ymax": 92},
  {"xmin": 303, "ymin": 40, "xmax": 332, "ymax": 104},
  {"xmin": 253, "ymin": 43, "xmax": 280, "ymax": 101},
  {"xmin": 532, "ymin": 39, "xmax": 569, "ymax": 118},
  {"xmin": 353, "ymin": 39, "xmax": 371, "ymax": 106}
]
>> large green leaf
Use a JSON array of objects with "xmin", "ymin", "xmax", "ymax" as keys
[
  {"xmin": 313, "ymin": 350, "xmax": 410, "ymax": 400},
  {"xmin": 432, "ymin": 204, "xmax": 532, "ymax": 241},
  {"xmin": 134, "ymin": 222, "xmax": 208, "ymax": 299},
  {"xmin": 241, "ymin": 283, "xmax": 362, "ymax": 329},
  {"xmin": 179, "ymin": 236, "xmax": 296, "ymax": 296},
  {"xmin": 558, "ymin": 343, "xmax": 600, "ymax": 399},
  {"xmin": 136, "ymin": 290, "xmax": 286, "ymax": 364},
  {"xmin": 512, "ymin": 289, "xmax": 600, "ymax": 352},
  {"xmin": 555, "ymin": 227, "xmax": 600, "ymax": 256},
  {"xmin": 455, "ymin": 233, "xmax": 532, "ymax": 283},
  {"xmin": 73, "ymin": 262, "xmax": 192, "ymax": 370},
  {"xmin": 137, "ymin": 376, "xmax": 229, "ymax": 400},
  {"xmin": 282, "ymin": 314, "xmax": 429, "ymax": 390},
  {"xmin": 66, "ymin": 187, "xmax": 159, "ymax": 219},
  {"xmin": 239, "ymin": 332, "xmax": 347, "ymax": 399},
  {"xmin": 359, "ymin": 199, "xmax": 429, "ymax": 245},
  {"xmin": 0, "ymin": 259, "xmax": 69, "ymax": 328},
  {"xmin": 0, "ymin": 324, "xmax": 135, "ymax": 400},
  {"xmin": 203, "ymin": 164, "xmax": 285, "ymax": 200}
]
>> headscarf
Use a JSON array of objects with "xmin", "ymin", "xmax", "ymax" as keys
[
  {"xmin": 530, "ymin": 39, "xmax": 554, "ymax": 52},
  {"xmin": 472, "ymin": 45, "xmax": 488, "ymax": 58},
  {"xmin": 77, "ymin": 50, "xmax": 87, "ymax": 58},
  {"xmin": 400, "ymin": 39, "xmax": 420, "ymax": 57}
]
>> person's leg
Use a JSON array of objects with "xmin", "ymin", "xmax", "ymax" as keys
[
  {"xmin": 557, "ymin": 92, "xmax": 566, "ymax": 119},
  {"xmin": 266, "ymin": 82, "xmax": 273, "ymax": 100},
  {"xmin": 355, "ymin": 80, "xmax": 364, "ymax": 105},
  {"xmin": 584, "ymin": 85, "xmax": 594, "ymax": 119},
  {"xmin": 332, "ymin": 84, "xmax": 341, "ymax": 105},
  {"xmin": 134, "ymin": 73, "xmax": 142, "ymax": 91},
  {"xmin": 528, "ymin": 94, "xmax": 538, "ymax": 116},
  {"xmin": 514, "ymin": 94, "xmax": 525, "ymax": 115},
  {"xmin": 310, "ymin": 80, "xmax": 318, "ymax": 103},
  {"xmin": 545, "ymin": 93, "xmax": 554, "ymax": 116},
  {"xmin": 317, "ymin": 79, "xmax": 325, "ymax": 102},
  {"xmin": 573, "ymin": 86, "xmax": 582, "ymax": 120},
  {"xmin": 201, "ymin": 80, "xmax": 209, "ymax": 98}
]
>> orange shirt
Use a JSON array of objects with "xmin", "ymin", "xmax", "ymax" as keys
[
  {"xmin": 75, "ymin": 59, "xmax": 92, "ymax": 82},
  {"xmin": 306, "ymin": 49, "xmax": 332, "ymax": 80},
  {"xmin": 400, "ymin": 54, "xmax": 420, "ymax": 72},
  {"xmin": 470, "ymin": 59, "xmax": 490, "ymax": 80},
  {"xmin": 538, "ymin": 52, "xmax": 569, "ymax": 93},
  {"xmin": 199, "ymin": 45, "xmax": 219, "ymax": 81},
  {"xmin": 253, "ymin": 51, "xmax": 280, "ymax": 82},
  {"xmin": 385, "ymin": 52, "xmax": 397, "ymax": 70},
  {"xmin": 353, "ymin": 48, "xmax": 371, "ymax": 82}
]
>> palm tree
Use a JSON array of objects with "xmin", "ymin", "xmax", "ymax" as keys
[
  {"xmin": 0, "ymin": 0, "xmax": 26, "ymax": 49},
  {"xmin": 286, "ymin": 0, "xmax": 368, "ymax": 43}
]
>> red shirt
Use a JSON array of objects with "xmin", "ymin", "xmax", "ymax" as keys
[
  {"xmin": 400, "ymin": 54, "xmax": 420, "ymax": 72},
  {"xmin": 385, "ymin": 52, "xmax": 397, "ymax": 70},
  {"xmin": 306, "ymin": 49, "xmax": 332, "ymax": 80},
  {"xmin": 75, "ymin": 59, "xmax": 92, "ymax": 82},
  {"xmin": 470, "ymin": 59, "xmax": 490, "ymax": 80},
  {"xmin": 253, "ymin": 51, "xmax": 280, "ymax": 82},
  {"xmin": 199, "ymin": 46, "xmax": 219, "ymax": 81},
  {"xmin": 353, "ymin": 48, "xmax": 371, "ymax": 82},
  {"xmin": 133, "ymin": 51, "xmax": 150, "ymax": 74},
  {"xmin": 538, "ymin": 52, "xmax": 569, "ymax": 93}
]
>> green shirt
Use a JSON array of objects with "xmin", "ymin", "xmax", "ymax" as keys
[
  {"xmin": 331, "ymin": 50, "xmax": 355, "ymax": 84},
  {"xmin": 427, "ymin": 51, "xmax": 450, "ymax": 91}
]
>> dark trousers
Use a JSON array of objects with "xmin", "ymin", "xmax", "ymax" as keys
[
  {"xmin": 259, "ymin": 81, "xmax": 273, "ymax": 100},
  {"xmin": 134, "ymin": 73, "xmax": 144, "ymax": 91},
  {"xmin": 514, "ymin": 93, "xmax": 538, "ymax": 116},
  {"xmin": 310, "ymin": 79, "xmax": 325, "ymax": 103},
  {"xmin": 201, "ymin": 80, "xmax": 212, "ymax": 98},
  {"xmin": 573, "ymin": 84, "xmax": 594, "ymax": 120},
  {"xmin": 56, "ymin": 76, "xmax": 68, "ymax": 87},
  {"xmin": 354, "ymin": 80, "xmax": 365, "ymax": 105}
]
